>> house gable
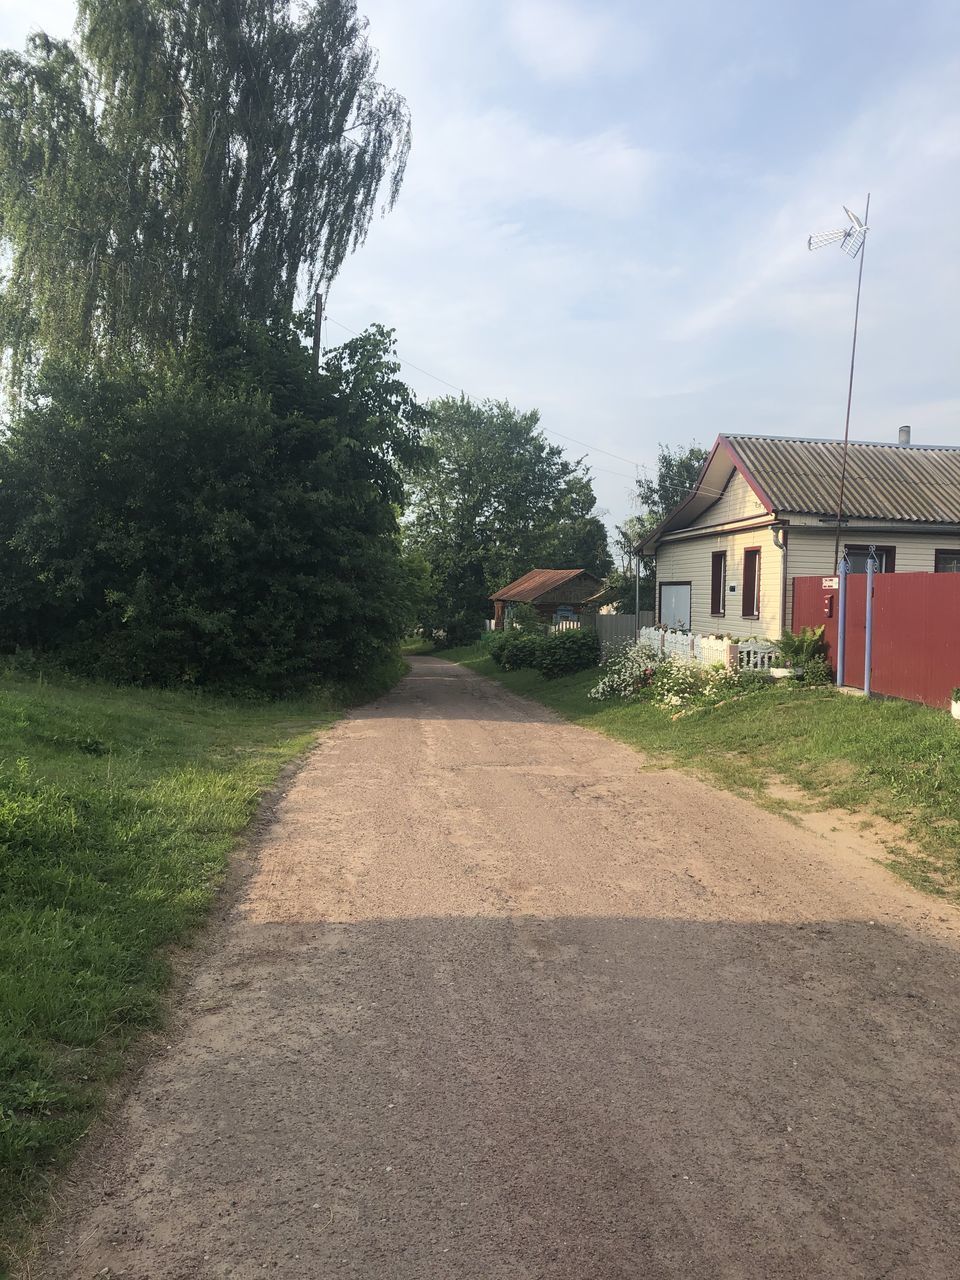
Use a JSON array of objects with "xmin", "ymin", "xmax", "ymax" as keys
[{"xmin": 685, "ymin": 469, "xmax": 768, "ymax": 533}]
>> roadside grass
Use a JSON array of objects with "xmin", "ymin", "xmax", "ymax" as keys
[
  {"xmin": 442, "ymin": 644, "xmax": 960, "ymax": 900},
  {"xmin": 400, "ymin": 635, "xmax": 434, "ymax": 655},
  {"xmin": 0, "ymin": 657, "xmax": 402, "ymax": 1270}
]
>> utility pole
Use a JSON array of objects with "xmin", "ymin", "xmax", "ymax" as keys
[{"xmin": 312, "ymin": 289, "xmax": 323, "ymax": 373}]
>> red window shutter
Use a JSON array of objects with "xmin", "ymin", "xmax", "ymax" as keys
[
  {"xmin": 742, "ymin": 549, "xmax": 760, "ymax": 618},
  {"xmin": 711, "ymin": 552, "xmax": 726, "ymax": 615}
]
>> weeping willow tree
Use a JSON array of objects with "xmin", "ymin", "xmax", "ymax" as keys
[{"xmin": 0, "ymin": 0, "xmax": 410, "ymax": 391}]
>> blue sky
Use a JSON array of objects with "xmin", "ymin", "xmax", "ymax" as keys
[{"xmin": 3, "ymin": 0, "xmax": 959, "ymax": 530}]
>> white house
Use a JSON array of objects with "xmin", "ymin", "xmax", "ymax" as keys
[{"xmin": 639, "ymin": 430, "xmax": 960, "ymax": 640}]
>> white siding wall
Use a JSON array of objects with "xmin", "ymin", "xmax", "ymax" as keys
[
  {"xmin": 783, "ymin": 528, "xmax": 960, "ymax": 629},
  {"xmin": 655, "ymin": 525, "xmax": 782, "ymax": 640},
  {"xmin": 697, "ymin": 471, "xmax": 767, "ymax": 526}
]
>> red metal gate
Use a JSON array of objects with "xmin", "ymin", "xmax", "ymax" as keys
[{"xmin": 792, "ymin": 572, "xmax": 960, "ymax": 708}]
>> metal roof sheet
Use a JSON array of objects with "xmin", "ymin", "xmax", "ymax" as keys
[
  {"xmin": 726, "ymin": 434, "xmax": 960, "ymax": 524},
  {"xmin": 491, "ymin": 568, "xmax": 599, "ymax": 602}
]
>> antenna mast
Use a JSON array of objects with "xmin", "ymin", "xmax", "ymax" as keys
[{"xmin": 808, "ymin": 195, "xmax": 871, "ymax": 569}]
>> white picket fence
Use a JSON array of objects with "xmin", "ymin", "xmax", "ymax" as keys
[{"xmin": 633, "ymin": 626, "xmax": 779, "ymax": 672}]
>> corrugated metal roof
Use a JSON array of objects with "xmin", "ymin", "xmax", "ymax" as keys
[
  {"xmin": 726, "ymin": 434, "xmax": 960, "ymax": 524},
  {"xmin": 491, "ymin": 568, "xmax": 597, "ymax": 602}
]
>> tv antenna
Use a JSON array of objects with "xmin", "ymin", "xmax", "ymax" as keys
[{"xmin": 808, "ymin": 195, "xmax": 871, "ymax": 569}]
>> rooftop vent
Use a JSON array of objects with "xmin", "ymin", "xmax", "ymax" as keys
[{"xmin": 898, "ymin": 424, "xmax": 911, "ymax": 446}]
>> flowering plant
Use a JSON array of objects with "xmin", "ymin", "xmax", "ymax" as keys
[{"xmin": 589, "ymin": 641, "xmax": 661, "ymax": 700}]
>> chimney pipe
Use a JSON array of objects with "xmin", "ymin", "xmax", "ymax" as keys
[{"xmin": 898, "ymin": 424, "xmax": 911, "ymax": 446}]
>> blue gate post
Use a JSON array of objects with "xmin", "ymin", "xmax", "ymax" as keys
[
  {"xmin": 864, "ymin": 546, "xmax": 879, "ymax": 697},
  {"xmin": 836, "ymin": 556, "xmax": 849, "ymax": 687}
]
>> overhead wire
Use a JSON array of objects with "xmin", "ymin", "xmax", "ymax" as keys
[
  {"xmin": 324, "ymin": 315, "xmax": 853, "ymax": 510},
  {"xmin": 324, "ymin": 315, "xmax": 654, "ymax": 477}
]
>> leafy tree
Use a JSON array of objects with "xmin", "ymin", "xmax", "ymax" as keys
[
  {"xmin": 405, "ymin": 396, "xmax": 611, "ymax": 636},
  {"xmin": 607, "ymin": 444, "xmax": 708, "ymax": 612},
  {"xmin": 0, "ymin": 326, "xmax": 427, "ymax": 690},
  {"xmin": 0, "ymin": 1, "xmax": 410, "ymax": 389}
]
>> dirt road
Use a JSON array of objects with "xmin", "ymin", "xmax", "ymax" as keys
[{"xmin": 40, "ymin": 656, "xmax": 960, "ymax": 1279}]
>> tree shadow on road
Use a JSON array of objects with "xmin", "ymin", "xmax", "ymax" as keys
[{"xmin": 43, "ymin": 911, "xmax": 960, "ymax": 1280}]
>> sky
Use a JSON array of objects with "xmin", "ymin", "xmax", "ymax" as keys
[{"xmin": 3, "ymin": 0, "xmax": 959, "ymax": 532}]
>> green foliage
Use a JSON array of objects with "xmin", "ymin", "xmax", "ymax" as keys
[
  {"xmin": 801, "ymin": 655, "xmax": 834, "ymax": 687},
  {"xmin": 0, "ymin": 327, "xmax": 425, "ymax": 691},
  {"xmin": 616, "ymin": 445, "xmax": 708, "ymax": 610},
  {"xmin": 492, "ymin": 632, "xmax": 545, "ymax": 672},
  {"xmin": 533, "ymin": 629, "xmax": 600, "ymax": 680},
  {"xmin": 589, "ymin": 642, "xmax": 661, "ymax": 700},
  {"xmin": 433, "ymin": 616, "xmax": 484, "ymax": 650},
  {"xmin": 777, "ymin": 626, "xmax": 827, "ymax": 667},
  {"xmin": 0, "ymin": 664, "xmax": 403, "ymax": 1262},
  {"xmin": 405, "ymin": 395, "xmax": 612, "ymax": 635},
  {"xmin": 636, "ymin": 443, "xmax": 709, "ymax": 519},
  {"xmin": 507, "ymin": 603, "xmax": 547, "ymax": 634},
  {"xmin": 0, "ymin": 2, "xmax": 410, "ymax": 390}
]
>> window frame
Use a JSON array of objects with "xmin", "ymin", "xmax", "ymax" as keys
[
  {"xmin": 741, "ymin": 547, "xmax": 761, "ymax": 620},
  {"xmin": 658, "ymin": 580, "xmax": 692, "ymax": 630},
  {"xmin": 843, "ymin": 544, "xmax": 897, "ymax": 573},
  {"xmin": 710, "ymin": 551, "xmax": 727, "ymax": 617},
  {"xmin": 934, "ymin": 549, "xmax": 960, "ymax": 573}
]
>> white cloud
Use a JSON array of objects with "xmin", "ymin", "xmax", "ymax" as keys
[
  {"xmin": 504, "ymin": 0, "xmax": 623, "ymax": 81},
  {"xmin": 410, "ymin": 108, "xmax": 656, "ymax": 217}
]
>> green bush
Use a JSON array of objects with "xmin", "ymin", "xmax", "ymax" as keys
[
  {"xmin": 506, "ymin": 602, "xmax": 547, "ymax": 633},
  {"xmin": 435, "ymin": 616, "xmax": 484, "ymax": 649},
  {"xmin": 801, "ymin": 654, "xmax": 834, "ymax": 686},
  {"xmin": 533, "ymin": 629, "xmax": 600, "ymax": 679},
  {"xmin": 0, "ymin": 328, "xmax": 424, "ymax": 692},
  {"xmin": 499, "ymin": 632, "xmax": 545, "ymax": 671}
]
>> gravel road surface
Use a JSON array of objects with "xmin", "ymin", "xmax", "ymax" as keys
[{"xmin": 40, "ymin": 656, "xmax": 960, "ymax": 1279}]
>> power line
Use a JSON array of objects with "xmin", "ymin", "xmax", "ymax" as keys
[{"xmin": 325, "ymin": 315, "xmax": 650, "ymax": 474}]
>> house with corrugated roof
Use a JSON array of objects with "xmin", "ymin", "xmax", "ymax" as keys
[
  {"xmin": 490, "ymin": 568, "xmax": 604, "ymax": 630},
  {"xmin": 638, "ymin": 429, "xmax": 960, "ymax": 640}
]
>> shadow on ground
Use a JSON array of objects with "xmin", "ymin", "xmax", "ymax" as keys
[{"xmin": 45, "ymin": 912, "xmax": 960, "ymax": 1280}]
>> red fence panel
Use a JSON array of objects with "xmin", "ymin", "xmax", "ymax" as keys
[
  {"xmin": 792, "ymin": 576, "xmax": 839, "ymax": 658},
  {"xmin": 792, "ymin": 572, "xmax": 960, "ymax": 708},
  {"xmin": 791, "ymin": 573, "xmax": 866, "ymax": 689},
  {"xmin": 871, "ymin": 574, "xmax": 960, "ymax": 708}
]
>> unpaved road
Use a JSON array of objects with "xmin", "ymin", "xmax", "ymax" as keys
[{"xmin": 39, "ymin": 656, "xmax": 960, "ymax": 1279}]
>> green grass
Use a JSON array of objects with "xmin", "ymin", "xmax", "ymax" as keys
[
  {"xmin": 0, "ymin": 658, "xmax": 402, "ymax": 1269},
  {"xmin": 442, "ymin": 643, "xmax": 960, "ymax": 900},
  {"xmin": 400, "ymin": 635, "xmax": 435, "ymax": 655}
]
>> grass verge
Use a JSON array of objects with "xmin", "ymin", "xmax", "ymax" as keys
[
  {"xmin": 0, "ymin": 657, "xmax": 402, "ymax": 1270},
  {"xmin": 441, "ymin": 643, "xmax": 960, "ymax": 900}
]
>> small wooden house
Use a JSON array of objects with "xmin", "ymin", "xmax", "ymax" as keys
[
  {"xmin": 638, "ymin": 430, "xmax": 960, "ymax": 639},
  {"xmin": 491, "ymin": 568, "xmax": 604, "ymax": 630}
]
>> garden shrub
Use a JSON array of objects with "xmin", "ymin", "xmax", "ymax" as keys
[
  {"xmin": 589, "ymin": 641, "xmax": 661, "ymax": 701},
  {"xmin": 533, "ymin": 629, "xmax": 600, "ymax": 680},
  {"xmin": 499, "ymin": 632, "xmax": 545, "ymax": 671},
  {"xmin": 800, "ymin": 654, "xmax": 834, "ymax": 686}
]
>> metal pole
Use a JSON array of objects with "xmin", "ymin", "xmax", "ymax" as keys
[
  {"xmin": 836, "ymin": 558, "xmax": 848, "ymax": 687},
  {"xmin": 864, "ymin": 547, "xmax": 877, "ymax": 697},
  {"xmin": 312, "ymin": 289, "xmax": 323, "ymax": 372},
  {"xmin": 634, "ymin": 549, "xmax": 640, "ymax": 639},
  {"xmin": 833, "ymin": 193, "xmax": 871, "ymax": 570}
]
